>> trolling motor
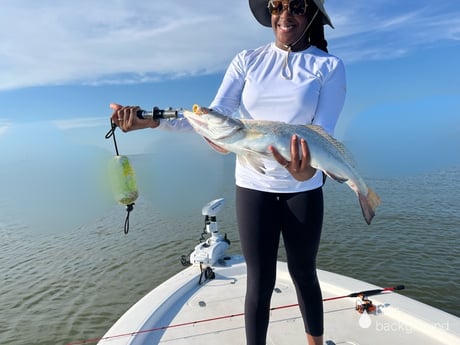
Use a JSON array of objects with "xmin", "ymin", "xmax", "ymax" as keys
[{"xmin": 189, "ymin": 198, "xmax": 231, "ymax": 267}]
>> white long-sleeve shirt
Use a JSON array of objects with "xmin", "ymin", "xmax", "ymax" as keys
[{"xmin": 160, "ymin": 43, "xmax": 346, "ymax": 193}]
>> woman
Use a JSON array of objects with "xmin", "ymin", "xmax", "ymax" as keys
[{"xmin": 111, "ymin": 1, "xmax": 346, "ymax": 344}]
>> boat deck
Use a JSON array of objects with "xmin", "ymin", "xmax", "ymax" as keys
[{"xmin": 99, "ymin": 255, "xmax": 459, "ymax": 345}]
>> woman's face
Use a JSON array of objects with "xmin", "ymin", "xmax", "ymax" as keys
[{"xmin": 270, "ymin": 0, "xmax": 310, "ymax": 51}]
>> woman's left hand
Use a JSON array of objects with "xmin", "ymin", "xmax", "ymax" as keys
[{"xmin": 269, "ymin": 135, "xmax": 316, "ymax": 181}]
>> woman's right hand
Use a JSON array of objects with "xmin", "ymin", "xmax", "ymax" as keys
[
  {"xmin": 269, "ymin": 135, "xmax": 316, "ymax": 181},
  {"xmin": 110, "ymin": 103, "xmax": 160, "ymax": 132}
]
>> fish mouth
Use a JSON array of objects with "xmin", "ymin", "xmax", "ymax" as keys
[{"xmin": 183, "ymin": 110, "xmax": 243, "ymax": 141}]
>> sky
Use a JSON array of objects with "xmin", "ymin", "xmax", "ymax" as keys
[{"xmin": 0, "ymin": 0, "xmax": 459, "ymax": 231}]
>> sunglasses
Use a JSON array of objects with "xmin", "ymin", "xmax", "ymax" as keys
[{"xmin": 267, "ymin": 0, "xmax": 309, "ymax": 16}]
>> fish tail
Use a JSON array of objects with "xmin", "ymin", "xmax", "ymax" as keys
[{"xmin": 358, "ymin": 188, "xmax": 381, "ymax": 225}]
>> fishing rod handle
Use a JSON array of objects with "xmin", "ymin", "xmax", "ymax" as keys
[
  {"xmin": 349, "ymin": 285, "xmax": 405, "ymax": 298},
  {"xmin": 136, "ymin": 107, "xmax": 182, "ymax": 120}
]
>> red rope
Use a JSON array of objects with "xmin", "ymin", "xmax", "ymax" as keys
[{"xmin": 66, "ymin": 304, "xmax": 297, "ymax": 345}]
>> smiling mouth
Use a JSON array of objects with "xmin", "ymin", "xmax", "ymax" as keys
[{"xmin": 278, "ymin": 24, "xmax": 296, "ymax": 32}]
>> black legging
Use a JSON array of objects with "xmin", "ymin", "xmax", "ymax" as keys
[{"xmin": 236, "ymin": 186, "xmax": 324, "ymax": 344}]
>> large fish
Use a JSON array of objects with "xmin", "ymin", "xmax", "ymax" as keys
[{"xmin": 183, "ymin": 105, "xmax": 381, "ymax": 225}]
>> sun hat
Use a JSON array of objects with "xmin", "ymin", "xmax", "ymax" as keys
[{"xmin": 249, "ymin": 0, "xmax": 334, "ymax": 28}]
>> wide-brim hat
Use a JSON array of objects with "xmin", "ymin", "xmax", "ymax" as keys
[{"xmin": 249, "ymin": 0, "xmax": 334, "ymax": 28}]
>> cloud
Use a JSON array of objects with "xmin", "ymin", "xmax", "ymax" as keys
[
  {"xmin": 52, "ymin": 117, "xmax": 107, "ymax": 130},
  {"xmin": 0, "ymin": 0, "xmax": 459, "ymax": 90},
  {"xmin": 0, "ymin": 117, "xmax": 12, "ymax": 136},
  {"xmin": 328, "ymin": 2, "xmax": 460, "ymax": 62},
  {"xmin": 0, "ymin": 124, "xmax": 9, "ymax": 137},
  {"xmin": 0, "ymin": 0, "xmax": 265, "ymax": 90}
]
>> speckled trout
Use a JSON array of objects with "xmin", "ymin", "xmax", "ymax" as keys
[{"xmin": 183, "ymin": 106, "xmax": 381, "ymax": 225}]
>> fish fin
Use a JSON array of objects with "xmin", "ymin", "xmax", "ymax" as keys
[
  {"xmin": 306, "ymin": 125, "xmax": 356, "ymax": 167},
  {"xmin": 358, "ymin": 188, "xmax": 381, "ymax": 225},
  {"xmin": 238, "ymin": 154, "xmax": 267, "ymax": 174},
  {"xmin": 323, "ymin": 170, "xmax": 348, "ymax": 184},
  {"xmin": 202, "ymin": 137, "xmax": 230, "ymax": 154}
]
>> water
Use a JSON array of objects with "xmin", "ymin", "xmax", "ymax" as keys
[{"xmin": 1, "ymin": 162, "xmax": 459, "ymax": 345}]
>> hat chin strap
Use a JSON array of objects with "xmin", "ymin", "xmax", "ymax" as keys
[{"xmin": 281, "ymin": 9, "xmax": 319, "ymax": 80}]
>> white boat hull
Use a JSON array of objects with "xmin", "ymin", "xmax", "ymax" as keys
[{"xmin": 98, "ymin": 255, "xmax": 459, "ymax": 345}]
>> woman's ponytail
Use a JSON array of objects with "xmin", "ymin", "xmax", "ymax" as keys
[{"xmin": 309, "ymin": 15, "xmax": 328, "ymax": 53}]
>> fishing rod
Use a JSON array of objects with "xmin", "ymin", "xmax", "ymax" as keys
[
  {"xmin": 67, "ymin": 285, "xmax": 404, "ymax": 345},
  {"xmin": 260, "ymin": 285, "xmax": 405, "ymax": 313},
  {"xmin": 323, "ymin": 284, "xmax": 405, "ymax": 302}
]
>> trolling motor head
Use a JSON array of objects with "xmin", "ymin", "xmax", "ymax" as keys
[
  {"xmin": 202, "ymin": 198, "xmax": 225, "ymax": 217},
  {"xmin": 202, "ymin": 198, "xmax": 225, "ymax": 234},
  {"xmin": 189, "ymin": 198, "xmax": 230, "ymax": 267}
]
